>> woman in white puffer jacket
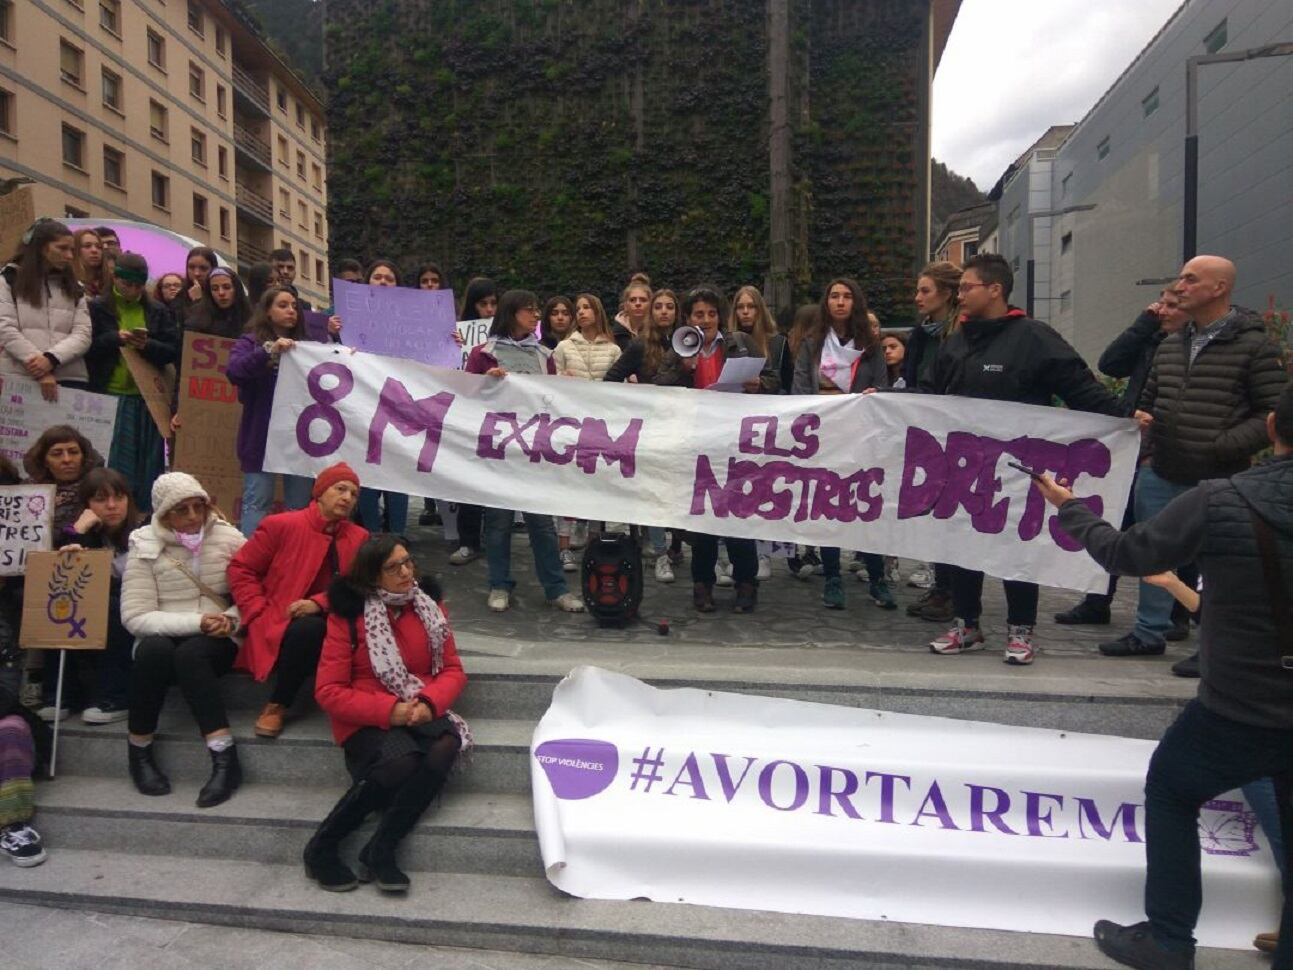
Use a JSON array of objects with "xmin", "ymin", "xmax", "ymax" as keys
[
  {"xmin": 0, "ymin": 219, "xmax": 92, "ymax": 400},
  {"xmin": 120, "ymin": 472, "xmax": 247, "ymax": 809},
  {"xmin": 554, "ymin": 294, "xmax": 621, "ymax": 380}
]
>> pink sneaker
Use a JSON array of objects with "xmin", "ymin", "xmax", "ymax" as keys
[
  {"xmin": 1004, "ymin": 625, "xmax": 1036, "ymax": 666},
  {"xmin": 929, "ymin": 622, "xmax": 986, "ymax": 655}
]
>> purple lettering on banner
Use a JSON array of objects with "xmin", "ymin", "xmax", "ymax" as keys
[
  {"xmin": 737, "ymin": 414, "xmax": 821, "ymax": 459},
  {"xmin": 689, "ymin": 456, "xmax": 884, "ymax": 523},
  {"xmin": 966, "ymin": 783, "xmax": 1018, "ymax": 835},
  {"xmin": 911, "ymin": 781, "xmax": 960, "ymax": 830},
  {"xmin": 1076, "ymin": 798, "xmax": 1143, "ymax": 843},
  {"xmin": 365, "ymin": 378, "xmax": 455, "ymax": 473},
  {"xmin": 815, "ymin": 765, "xmax": 864, "ymax": 819},
  {"xmin": 1046, "ymin": 439, "xmax": 1110, "ymax": 551},
  {"xmin": 897, "ymin": 427, "xmax": 946, "ymax": 519},
  {"xmin": 477, "ymin": 412, "xmax": 537, "ymax": 461},
  {"xmin": 757, "ymin": 760, "xmax": 810, "ymax": 812},
  {"xmin": 710, "ymin": 753, "xmax": 758, "ymax": 803},
  {"xmin": 296, "ymin": 361, "xmax": 355, "ymax": 457},
  {"xmin": 574, "ymin": 418, "xmax": 642, "ymax": 477},
  {"xmin": 536, "ymin": 416, "xmax": 581, "ymax": 465},
  {"xmin": 932, "ymin": 432, "xmax": 1009, "ymax": 533},
  {"xmin": 865, "ymin": 770, "xmax": 913, "ymax": 824},
  {"xmin": 533, "ymin": 738, "xmax": 619, "ymax": 800},
  {"xmin": 663, "ymin": 753, "xmax": 711, "ymax": 800},
  {"xmin": 1023, "ymin": 791, "xmax": 1070, "ymax": 838},
  {"xmin": 476, "ymin": 412, "xmax": 639, "ymax": 478}
]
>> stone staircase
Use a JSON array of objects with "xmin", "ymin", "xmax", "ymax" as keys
[{"xmin": 0, "ymin": 632, "xmax": 1268, "ymax": 969}]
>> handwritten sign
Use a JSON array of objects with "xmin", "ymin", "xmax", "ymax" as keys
[
  {"xmin": 456, "ymin": 318, "xmax": 492, "ymax": 368},
  {"xmin": 335, "ymin": 278, "xmax": 460, "ymax": 368},
  {"xmin": 265, "ymin": 345, "xmax": 1141, "ymax": 593},
  {"xmin": 0, "ymin": 375, "xmax": 119, "ymax": 468},
  {"xmin": 121, "ymin": 347, "xmax": 175, "ymax": 438},
  {"xmin": 20, "ymin": 549, "xmax": 112, "ymax": 650},
  {"xmin": 172, "ymin": 331, "xmax": 246, "ymax": 525},
  {"xmin": 0, "ymin": 484, "xmax": 55, "ymax": 576},
  {"xmin": 303, "ymin": 309, "xmax": 332, "ymax": 343},
  {"xmin": 0, "ymin": 187, "xmax": 35, "ymax": 273}
]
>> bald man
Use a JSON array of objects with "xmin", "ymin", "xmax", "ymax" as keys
[{"xmin": 1098, "ymin": 255, "xmax": 1288, "ymax": 658}]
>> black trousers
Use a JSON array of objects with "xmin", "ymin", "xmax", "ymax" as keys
[
  {"xmin": 690, "ymin": 534, "xmax": 758, "ymax": 585},
  {"xmin": 949, "ymin": 566, "xmax": 1039, "ymax": 627},
  {"xmin": 456, "ymin": 504, "xmax": 483, "ymax": 551},
  {"xmin": 269, "ymin": 615, "xmax": 327, "ymax": 706},
  {"xmin": 128, "ymin": 634, "xmax": 236, "ymax": 736}
]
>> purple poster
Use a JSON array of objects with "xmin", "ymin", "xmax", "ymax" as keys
[
  {"xmin": 333, "ymin": 278, "xmax": 460, "ymax": 369},
  {"xmin": 302, "ymin": 310, "xmax": 332, "ymax": 343}
]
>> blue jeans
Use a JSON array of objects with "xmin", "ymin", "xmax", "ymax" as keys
[
  {"xmin": 357, "ymin": 488, "xmax": 409, "ymax": 535},
  {"xmin": 646, "ymin": 526, "xmax": 668, "ymax": 555},
  {"xmin": 1132, "ymin": 465, "xmax": 1195, "ymax": 645},
  {"xmin": 241, "ymin": 472, "xmax": 312, "ymax": 538},
  {"xmin": 484, "ymin": 507, "xmax": 568, "ymax": 599},
  {"xmin": 822, "ymin": 548, "xmax": 883, "ymax": 582}
]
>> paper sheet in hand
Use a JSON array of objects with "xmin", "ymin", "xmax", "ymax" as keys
[{"xmin": 709, "ymin": 356, "xmax": 766, "ymax": 391}]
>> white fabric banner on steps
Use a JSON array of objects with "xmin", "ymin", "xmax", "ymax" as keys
[
  {"xmin": 265, "ymin": 343, "xmax": 1140, "ymax": 592},
  {"xmin": 530, "ymin": 666, "xmax": 1278, "ymax": 949}
]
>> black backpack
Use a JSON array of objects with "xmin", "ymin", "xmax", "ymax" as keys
[{"xmin": 580, "ymin": 526, "xmax": 643, "ymax": 626}]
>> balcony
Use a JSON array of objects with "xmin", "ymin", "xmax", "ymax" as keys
[
  {"xmin": 235, "ymin": 183, "xmax": 274, "ymax": 227},
  {"xmin": 232, "ymin": 62, "xmax": 270, "ymax": 117},
  {"xmin": 238, "ymin": 237, "xmax": 270, "ymax": 266},
  {"xmin": 233, "ymin": 121, "xmax": 272, "ymax": 171}
]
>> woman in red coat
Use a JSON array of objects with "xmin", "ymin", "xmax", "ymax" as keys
[
  {"xmin": 305, "ymin": 535, "xmax": 470, "ymax": 894},
  {"xmin": 227, "ymin": 462, "xmax": 368, "ymax": 738}
]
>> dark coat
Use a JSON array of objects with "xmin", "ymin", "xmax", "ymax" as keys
[
  {"xmin": 792, "ymin": 336, "xmax": 889, "ymax": 395},
  {"xmin": 604, "ymin": 335, "xmax": 668, "ymax": 384},
  {"xmin": 901, "ymin": 318, "xmax": 953, "ymax": 390},
  {"xmin": 1059, "ymin": 455, "xmax": 1293, "ymax": 730},
  {"xmin": 85, "ymin": 293, "xmax": 179, "ymax": 393},
  {"xmin": 922, "ymin": 308, "xmax": 1123, "ymax": 415},
  {"xmin": 653, "ymin": 331, "xmax": 779, "ymax": 392},
  {"xmin": 1137, "ymin": 307, "xmax": 1287, "ymax": 485},
  {"xmin": 1098, "ymin": 310, "xmax": 1168, "ymax": 416}
]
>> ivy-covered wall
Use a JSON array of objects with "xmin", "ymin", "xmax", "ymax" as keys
[{"xmin": 324, "ymin": 0, "xmax": 927, "ymax": 321}]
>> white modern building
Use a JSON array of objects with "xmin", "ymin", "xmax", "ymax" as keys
[{"xmin": 992, "ymin": 0, "xmax": 1292, "ymax": 364}]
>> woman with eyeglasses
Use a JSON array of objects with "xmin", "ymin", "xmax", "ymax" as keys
[
  {"xmin": 307, "ymin": 535, "xmax": 471, "ymax": 893},
  {"xmin": 464, "ymin": 291, "xmax": 586, "ymax": 615}
]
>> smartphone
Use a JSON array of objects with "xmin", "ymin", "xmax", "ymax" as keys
[{"xmin": 1006, "ymin": 460, "xmax": 1043, "ymax": 480}]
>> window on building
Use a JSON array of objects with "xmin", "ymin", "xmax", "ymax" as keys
[
  {"xmin": 295, "ymin": 103, "xmax": 305, "ymax": 128},
  {"xmin": 192, "ymin": 192, "xmax": 208, "ymax": 228},
  {"xmin": 215, "ymin": 26, "xmax": 226, "ymax": 56},
  {"xmin": 98, "ymin": 0, "xmax": 120, "ymax": 35},
  {"xmin": 297, "ymin": 200, "xmax": 307, "ymax": 227},
  {"xmin": 315, "ymin": 258, "xmax": 324, "ymax": 282},
  {"xmin": 962, "ymin": 242, "xmax": 978, "ymax": 260},
  {"xmin": 277, "ymin": 135, "xmax": 289, "ymax": 167},
  {"xmin": 103, "ymin": 145, "xmax": 124, "ymax": 188},
  {"xmin": 1060, "ymin": 232, "xmax": 1073, "ymax": 255},
  {"xmin": 59, "ymin": 40, "xmax": 84, "ymax": 87},
  {"xmin": 190, "ymin": 127, "xmax": 207, "ymax": 166},
  {"xmin": 296, "ymin": 150, "xmax": 305, "ymax": 179},
  {"xmin": 149, "ymin": 99, "xmax": 168, "ymax": 141},
  {"xmin": 1097, "ymin": 136, "xmax": 1110, "ymax": 160},
  {"xmin": 219, "ymin": 206, "xmax": 230, "ymax": 239},
  {"xmin": 1142, "ymin": 86, "xmax": 1159, "ymax": 117},
  {"xmin": 278, "ymin": 188, "xmax": 290, "ymax": 218},
  {"xmin": 187, "ymin": 0, "xmax": 204, "ymax": 36},
  {"xmin": 61, "ymin": 123, "xmax": 85, "ymax": 169},
  {"xmin": 313, "ymin": 210, "xmax": 322, "ymax": 237},
  {"xmin": 1060, "ymin": 290, "xmax": 1072, "ymax": 313},
  {"xmin": 189, "ymin": 62, "xmax": 205, "ymax": 102},
  {"xmin": 277, "ymin": 85, "xmax": 287, "ymax": 112},
  {"xmin": 151, "ymin": 171, "xmax": 170, "ymax": 209},
  {"xmin": 312, "ymin": 162, "xmax": 322, "ymax": 190},
  {"xmin": 147, "ymin": 29, "xmax": 165, "ymax": 70},
  {"xmin": 65, "ymin": 204, "xmax": 90, "ymax": 219},
  {"xmin": 0, "ymin": 88, "xmax": 12, "ymax": 137},
  {"xmin": 101, "ymin": 67, "xmax": 122, "ymax": 111},
  {"xmin": 311, "ymin": 117, "xmax": 320, "ymax": 142},
  {"xmin": 298, "ymin": 249, "xmax": 309, "ymax": 280},
  {"xmin": 215, "ymin": 84, "xmax": 226, "ymax": 118},
  {"xmin": 0, "ymin": 2, "xmax": 12, "ymax": 45},
  {"xmin": 1061, "ymin": 172, "xmax": 1072, "ymax": 198},
  {"xmin": 217, "ymin": 145, "xmax": 228, "ymax": 179},
  {"xmin": 1204, "ymin": 19, "xmax": 1227, "ymax": 54}
]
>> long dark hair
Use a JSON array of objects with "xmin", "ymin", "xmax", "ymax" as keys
[
  {"xmin": 365, "ymin": 259, "xmax": 402, "ymax": 286},
  {"xmin": 247, "ymin": 285, "xmax": 302, "ymax": 343},
  {"xmin": 487, "ymin": 289, "xmax": 539, "ymax": 339},
  {"xmin": 416, "ymin": 261, "xmax": 446, "ymax": 290},
  {"xmin": 185, "ymin": 267, "xmax": 251, "ymax": 338},
  {"xmin": 22, "ymin": 424, "xmax": 102, "ymax": 484},
  {"xmin": 184, "ymin": 246, "xmax": 219, "ymax": 288},
  {"xmin": 346, "ymin": 533, "xmax": 442, "ymax": 600},
  {"xmin": 76, "ymin": 467, "xmax": 141, "ymax": 551},
  {"xmin": 9, "ymin": 219, "xmax": 80, "ymax": 307},
  {"xmin": 245, "ymin": 262, "xmax": 276, "ymax": 306},
  {"xmin": 815, "ymin": 277, "xmax": 876, "ymax": 353},
  {"xmin": 459, "ymin": 276, "xmax": 498, "ymax": 322}
]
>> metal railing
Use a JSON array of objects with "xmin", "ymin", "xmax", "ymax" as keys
[
  {"xmin": 231, "ymin": 61, "xmax": 269, "ymax": 114},
  {"xmin": 238, "ymin": 237, "xmax": 270, "ymax": 265},
  {"xmin": 234, "ymin": 183, "xmax": 273, "ymax": 224},
  {"xmin": 232, "ymin": 121, "xmax": 271, "ymax": 168}
]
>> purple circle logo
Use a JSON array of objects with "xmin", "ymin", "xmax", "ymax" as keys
[{"xmin": 534, "ymin": 738, "xmax": 618, "ymax": 800}]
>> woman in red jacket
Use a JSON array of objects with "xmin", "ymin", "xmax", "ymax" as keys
[
  {"xmin": 306, "ymin": 535, "xmax": 470, "ymax": 894},
  {"xmin": 227, "ymin": 462, "xmax": 368, "ymax": 738}
]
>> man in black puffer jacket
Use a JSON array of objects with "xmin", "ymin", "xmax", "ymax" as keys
[
  {"xmin": 1100, "ymin": 255, "xmax": 1287, "ymax": 659},
  {"xmin": 1039, "ymin": 383, "xmax": 1293, "ymax": 970}
]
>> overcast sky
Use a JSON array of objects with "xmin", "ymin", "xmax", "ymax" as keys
[{"xmin": 932, "ymin": 0, "xmax": 1185, "ymax": 190}]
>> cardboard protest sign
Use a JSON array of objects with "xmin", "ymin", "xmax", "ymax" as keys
[
  {"xmin": 335, "ymin": 278, "xmax": 460, "ymax": 368},
  {"xmin": 0, "ymin": 374, "xmax": 119, "ymax": 467},
  {"xmin": 0, "ymin": 187, "xmax": 35, "ymax": 273},
  {"xmin": 455, "ymin": 318, "xmax": 492, "ymax": 368},
  {"xmin": 20, "ymin": 549, "xmax": 113, "ymax": 650},
  {"xmin": 0, "ymin": 484, "xmax": 55, "ymax": 576},
  {"xmin": 121, "ymin": 347, "xmax": 175, "ymax": 438},
  {"xmin": 172, "ymin": 331, "xmax": 246, "ymax": 525}
]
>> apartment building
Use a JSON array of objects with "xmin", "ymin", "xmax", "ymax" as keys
[{"xmin": 0, "ymin": 0, "xmax": 329, "ymax": 306}]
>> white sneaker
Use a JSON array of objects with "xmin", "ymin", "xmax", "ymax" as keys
[
  {"xmin": 0, "ymin": 823, "xmax": 46, "ymax": 867},
  {"xmin": 756, "ymin": 555, "xmax": 772, "ymax": 581},
  {"xmin": 560, "ymin": 549, "xmax": 577, "ymax": 573},
  {"xmin": 847, "ymin": 556, "xmax": 864, "ymax": 573},
  {"xmin": 487, "ymin": 588, "xmax": 510, "ymax": 612},
  {"xmin": 449, "ymin": 545, "xmax": 478, "ymax": 566},
  {"xmin": 548, "ymin": 592, "xmax": 586, "ymax": 613},
  {"xmin": 37, "ymin": 706, "xmax": 70, "ymax": 723},
  {"xmin": 569, "ymin": 521, "xmax": 588, "ymax": 550},
  {"xmin": 907, "ymin": 565, "xmax": 934, "ymax": 589},
  {"xmin": 81, "ymin": 704, "xmax": 129, "ymax": 724},
  {"xmin": 885, "ymin": 557, "xmax": 902, "ymax": 586},
  {"xmin": 655, "ymin": 556, "xmax": 675, "ymax": 583},
  {"xmin": 715, "ymin": 561, "xmax": 734, "ymax": 588}
]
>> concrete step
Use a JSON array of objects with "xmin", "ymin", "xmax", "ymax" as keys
[
  {"xmin": 35, "ymin": 778, "xmax": 541, "ymax": 876},
  {"xmin": 0, "ymin": 849, "xmax": 1264, "ymax": 970}
]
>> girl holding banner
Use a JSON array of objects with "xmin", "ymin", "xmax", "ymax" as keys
[{"xmin": 446, "ymin": 278, "xmax": 499, "ymax": 568}]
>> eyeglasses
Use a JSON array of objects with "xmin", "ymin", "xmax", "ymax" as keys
[
  {"xmin": 381, "ymin": 556, "xmax": 417, "ymax": 575},
  {"xmin": 957, "ymin": 282, "xmax": 992, "ymax": 294}
]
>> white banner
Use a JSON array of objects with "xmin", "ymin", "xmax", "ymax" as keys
[
  {"xmin": 265, "ymin": 344, "xmax": 1140, "ymax": 592},
  {"xmin": 531, "ymin": 667, "xmax": 1278, "ymax": 948},
  {"xmin": 0, "ymin": 375, "xmax": 119, "ymax": 469},
  {"xmin": 0, "ymin": 484, "xmax": 55, "ymax": 576}
]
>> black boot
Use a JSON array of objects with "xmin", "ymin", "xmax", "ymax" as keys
[
  {"xmin": 358, "ymin": 765, "xmax": 449, "ymax": 892},
  {"xmin": 127, "ymin": 742, "xmax": 171, "ymax": 796},
  {"xmin": 196, "ymin": 745, "xmax": 242, "ymax": 808},
  {"xmin": 733, "ymin": 581, "xmax": 758, "ymax": 614},
  {"xmin": 304, "ymin": 780, "xmax": 383, "ymax": 892},
  {"xmin": 1054, "ymin": 595, "xmax": 1112, "ymax": 625}
]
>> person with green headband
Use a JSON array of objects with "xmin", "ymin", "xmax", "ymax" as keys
[{"xmin": 86, "ymin": 252, "xmax": 179, "ymax": 512}]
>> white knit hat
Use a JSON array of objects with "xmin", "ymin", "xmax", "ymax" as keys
[{"xmin": 151, "ymin": 472, "xmax": 210, "ymax": 520}]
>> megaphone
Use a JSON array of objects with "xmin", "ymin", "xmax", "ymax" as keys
[{"xmin": 671, "ymin": 325, "xmax": 705, "ymax": 358}]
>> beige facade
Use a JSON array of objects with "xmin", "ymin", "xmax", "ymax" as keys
[{"xmin": 0, "ymin": 0, "xmax": 329, "ymax": 306}]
